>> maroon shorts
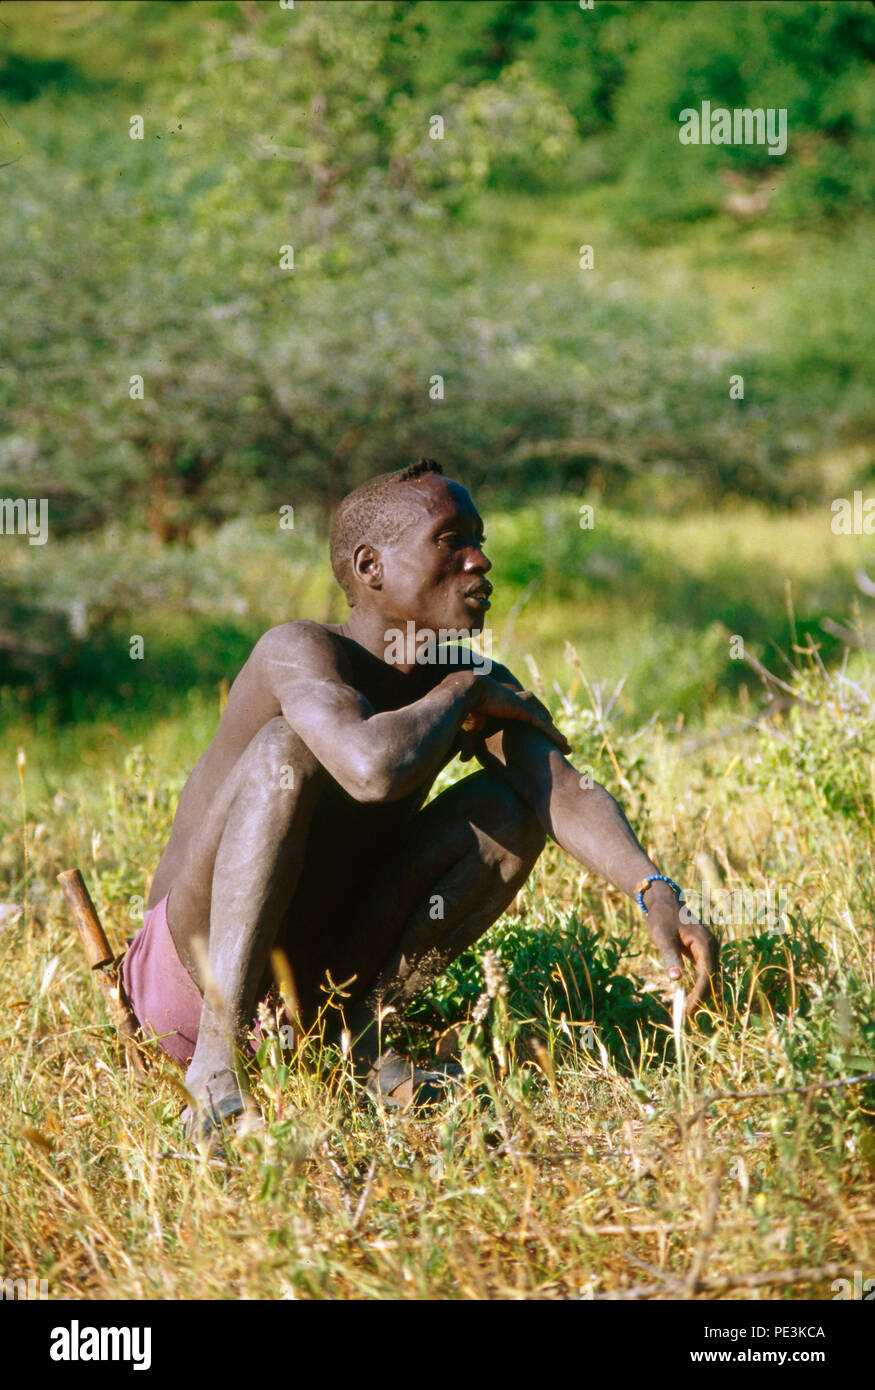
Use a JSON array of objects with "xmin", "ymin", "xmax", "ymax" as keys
[
  {"xmin": 122, "ymin": 892, "xmax": 204, "ymax": 1067},
  {"xmin": 122, "ymin": 892, "xmax": 268, "ymax": 1069}
]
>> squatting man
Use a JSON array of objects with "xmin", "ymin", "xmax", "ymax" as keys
[{"xmin": 123, "ymin": 459, "xmax": 718, "ymax": 1135}]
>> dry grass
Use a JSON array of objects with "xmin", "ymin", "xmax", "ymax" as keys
[{"xmin": 1, "ymin": 651, "xmax": 874, "ymax": 1301}]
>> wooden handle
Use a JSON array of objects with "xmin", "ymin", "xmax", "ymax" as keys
[
  {"xmin": 57, "ymin": 868, "xmax": 114, "ymax": 969},
  {"xmin": 57, "ymin": 867, "xmax": 148, "ymax": 1080}
]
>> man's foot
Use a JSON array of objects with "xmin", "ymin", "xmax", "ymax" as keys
[
  {"xmin": 181, "ymin": 1092, "xmax": 246, "ymax": 1141},
  {"xmin": 181, "ymin": 1067, "xmax": 264, "ymax": 1147},
  {"xmin": 362, "ymin": 1047, "xmax": 462, "ymax": 1110}
]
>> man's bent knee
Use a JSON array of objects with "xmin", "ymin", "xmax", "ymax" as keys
[
  {"xmin": 470, "ymin": 774, "xmax": 546, "ymax": 875},
  {"xmin": 249, "ymin": 716, "xmax": 323, "ymax": 790}
]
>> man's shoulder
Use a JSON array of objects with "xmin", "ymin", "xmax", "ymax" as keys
[
  {"xmin": 253, "ymin": 620, "xmax": 351, "ymax": 678},
  {"xmin": 257, "ymin": 618, "xmax": 338, "ymax": 649}
]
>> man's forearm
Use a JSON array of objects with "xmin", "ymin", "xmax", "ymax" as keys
[
  {"xmin": 361, "ymin": 670, "xmax": 479, "ymax": 800},
  {"xmin": 481, "ymin": 721, "xmax": 717, "ymax": 1004},
  {"xmin": 482, "ymin": 724, "xmax": 672, "ymax": 904},
  {"xmin": 541, "ymin": 758, "xmax": 664, "ymax": 899}
]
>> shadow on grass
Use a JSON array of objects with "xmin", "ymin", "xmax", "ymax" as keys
[
  {"xmin": 405, "ymin": 910, "xmax": 672, "ymax": 1074},
  {"xmin": 0, "ymin": 52, "xmax": 97, "ymax": 103},
  {"xmin": 5, "ymin": 617, "xmax": 259, "ymax": 728}
]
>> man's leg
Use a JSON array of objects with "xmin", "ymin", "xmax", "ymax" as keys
[
  {"xmin": 164, "ymin": 717, "xmax": 325, "ymax": 1124},
  {"xmin": 164, "ymin": 742, "xmax": 542, "ymax": 1119},
  {"xmin": 333, "ymin": 771, "xmax": 546, "ymax": 1097}
]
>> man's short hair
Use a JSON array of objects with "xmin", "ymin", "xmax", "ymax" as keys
[{"xmin": 329, "ymin": 458, "xmax": 444, "ymax": 604}]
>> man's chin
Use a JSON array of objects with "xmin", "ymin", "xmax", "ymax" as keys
[
  {"xmin": 448, "ymin": 613, "xmax": 487, "ymax": 638},
  {"xmin": 396, "ymin": 608, "xmax": 490, "ymax": 638}
]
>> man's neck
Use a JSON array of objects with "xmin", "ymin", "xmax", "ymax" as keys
[{"xmin": 338, "ymin": 606, "xmax": 419, "ymax": 675}]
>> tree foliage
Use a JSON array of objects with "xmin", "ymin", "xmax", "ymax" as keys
[{"xmin": 0, "ymin": 0, "xmax": 871, "ymax": 542}]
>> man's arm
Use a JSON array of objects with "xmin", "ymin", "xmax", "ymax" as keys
[
  {"xmin": 254, "ymin": 623, "xmax": 568, "ymax": 803},
  {"xmin": 473, "ymin": 663, "xmax": 718, "ymax": 1009}
]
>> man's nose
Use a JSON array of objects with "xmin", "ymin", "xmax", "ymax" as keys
[{"xmin": 464, "ymin": 543, "xmax": 491, "ymax": 572}]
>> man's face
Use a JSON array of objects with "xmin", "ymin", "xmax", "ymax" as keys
[{"xmin": 371, "ymin": 476, "xmax": 492, "ymax": 635}]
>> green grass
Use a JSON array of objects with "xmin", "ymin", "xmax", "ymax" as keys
[{"xmin": 468, "ymin": 184, "xmax": 869, "ymax": 362}]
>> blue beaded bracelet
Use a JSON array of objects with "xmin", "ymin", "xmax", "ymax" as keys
[{"xmin": 635, "ymin": 873, "xmax": 685, "ymax": 914}]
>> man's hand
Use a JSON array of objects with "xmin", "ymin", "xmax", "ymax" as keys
[
  {"xmin": 645, "ymin": 887, "xmax": 719, "ymax": 1014},
  {"xmin": 458, "ymin": 675, "xmax": 571, "ymax": 762}
]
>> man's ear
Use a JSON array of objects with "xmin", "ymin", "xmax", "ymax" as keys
[{"xmin": 352, "ymin": 542, "xmax": 383, "ymax": 590}]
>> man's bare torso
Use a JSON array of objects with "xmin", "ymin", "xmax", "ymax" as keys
[{"xmin": 148, "ymin": 621, "xmax": 466, "ymax": 909}]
